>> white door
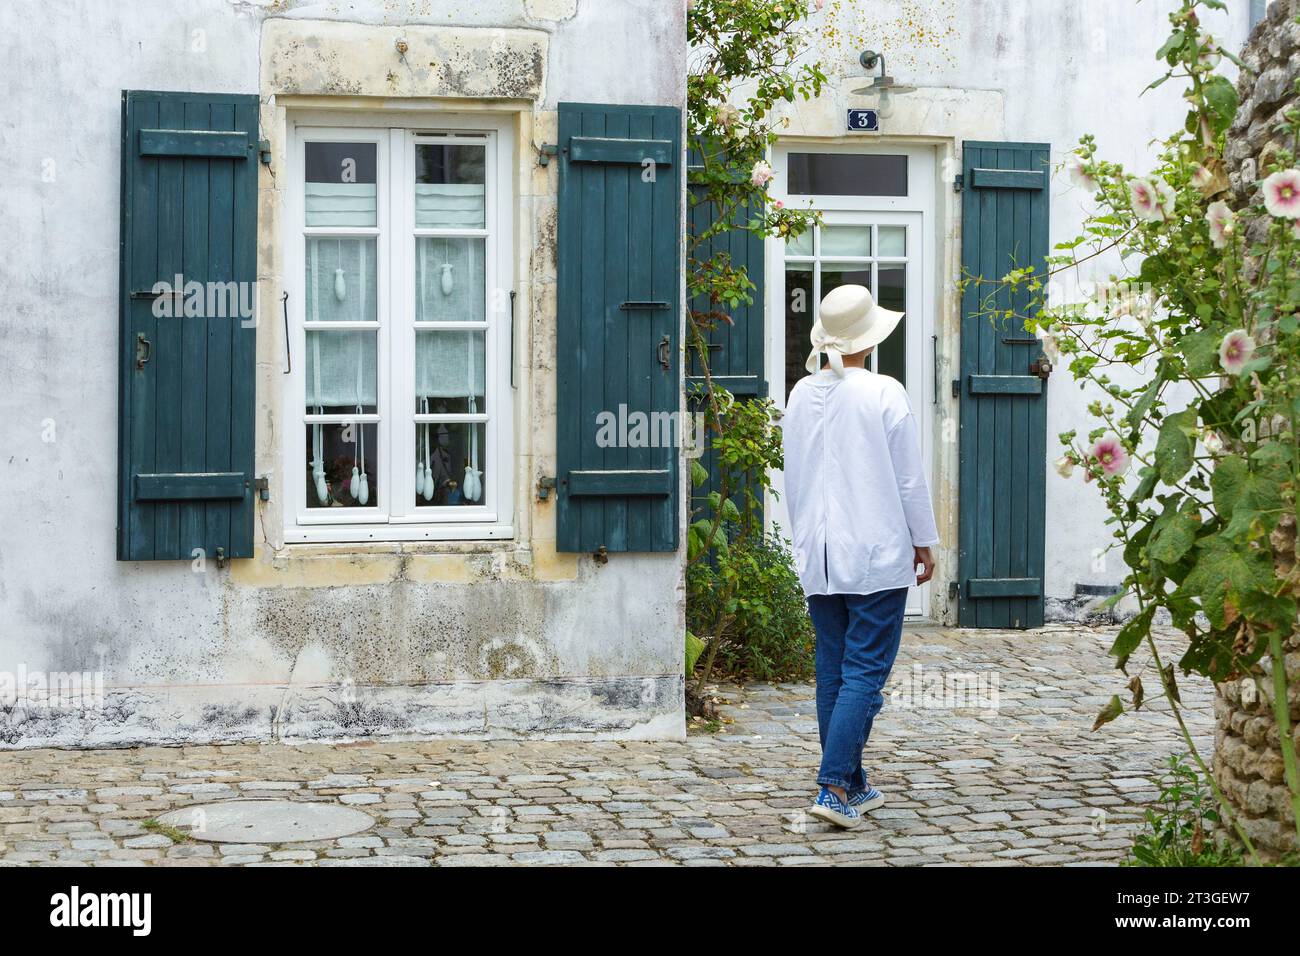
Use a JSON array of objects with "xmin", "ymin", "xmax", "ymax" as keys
[{"xmin": 766, "ymin": 146, "xmax": 936, "ymax": 617}]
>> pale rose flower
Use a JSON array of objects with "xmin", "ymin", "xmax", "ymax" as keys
[
  {"xmin": 1206, "ymin": 200, "xmax": 1236, "ymax": 248},
  {"xmin": 1202, "ymin": 431, "xmax": 1225, "ymax": 456},
  {"xmin": 1218, "ymin": 329, "xmax": 1256, "ymax": 374},
  {"xmin": 1152, "ymin": 177, "xmax": 1176, "ymax": 219},
  {"xmin": 1263, "ymin": 169, "xmax": 1300, "ymax": 219},
  {"xmin": 1054, "ymin": 454, "xmax": 1076, "ymax": 479},
  {"xmin": 750, "ymin": 160, "xmax": 773, "ymax": 188},
  {"xmin": 1038, "ymin": 332, "xmax": 1061, "ymax": 363},
  {"xmin": 816, "ymin": 0, "xmax": 825, "ymax": 8},
  {"xmin": 717, "ymin": 103, "xmax": 740, "ymax": 128},
  {"xmin": 1129, "ymin": 178, "xmax": 1163, "ymax": 221},
  {"xmin": 1090, "ymin": 434, "xmax": 1129, "ymax": 477},
  {"xmin": 773, "ymin": 199, "xmax": 784, "ymax": 209},
  {"xmin": 1065, "ymin": 153, "xmax": 1097, "ymax": 192}
]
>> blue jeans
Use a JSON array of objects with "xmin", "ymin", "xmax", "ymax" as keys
[{"xmin": 807, "ymin": 588, "xmax": 908, "ymax": 790}]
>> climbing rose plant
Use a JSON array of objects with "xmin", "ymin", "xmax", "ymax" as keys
[
  {"xmin": 978, "ymin": 0, "xmax": 1300, "ymax": 860},
  {"xmin": 684, "ymin": 0, "xmax": 826, "ymax": 709}
]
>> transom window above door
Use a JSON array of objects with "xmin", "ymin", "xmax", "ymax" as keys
[{"xmin": 287, "ymin": 120, "xmax": 514, "ymax": 543}]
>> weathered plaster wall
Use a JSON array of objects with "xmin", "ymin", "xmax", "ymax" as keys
[
  {"xmin": 776, "ymin": 0, "xmax": 1252, "ymax": 621},
  {"xmin": 0, "ymin": 0, "xmax": 687, "ymax": 748}
]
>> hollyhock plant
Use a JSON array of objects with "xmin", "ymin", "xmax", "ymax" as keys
[
  {"xmin": 1218, "ymin": 329, "xmax": 1255, "ymax": 374},
  {"xmin": 1089, "ymin": 434, "xmax": 1129, "ymax": 477},
  {"xmin": 1262, "ymin": 168, "xmax": 1300, "ymax": 219},
  {"xmin": 1054, "ymin": 454, "xmax": 1076, "ymax": 478},
  {"xmin": 1202, "ymin": 430, "xmax": 1225, "ymax": 456},
  {"xmin": 1206, "ymin": 200, "xmax": 1235, "ymax": 248}
]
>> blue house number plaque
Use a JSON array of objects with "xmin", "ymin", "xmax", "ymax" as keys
[{"xmin": 847, "ymin": 108, "xmax": 879, "ymax": 132}]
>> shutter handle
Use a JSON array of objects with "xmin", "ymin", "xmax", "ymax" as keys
[
  {"xmin": 657, "ymin": 334, "xmax": 671, "ymax": 371},
  {"xmin": 134, "ymin": 332, "xmax": 152, "ymax": 370}
]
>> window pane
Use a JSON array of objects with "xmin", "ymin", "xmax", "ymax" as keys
[
  {"xmin": 785, "ymin": 229, "xmax": 813, "ymax": 257},
  {"xmin": 819, "ymin": 263, "xmax": 873, "ymax": 302},
  {"xmin": 414, "ymin": 422, "xmax": 486, "ymax": 507},
  {"xmin": 415, "ymin": 237, "xmax": 486, "ymax": 322},
  {"xmin": 305, "ymin": 142, "xmax": 377, "ymax": 227},
  {"xmin": 784, "ymin": 265, "xmax": 814, "ymax": 398},
  {"xmin": 306, "ymin": 238, "xmax": 377, "ymax": 323},
  {"xmin": 821, "ymin": 225, "xmax": 871, "ymax": 258},
  {"xmin": 876, "ymin": 265, "xmax": 906, "ymax": 385},
  {"xmin": 787, "ymin": 153, "xmax": 907, "ymax": 197},
  {"xmin": 416, "ymin": 144, "xmax": 486, "ymax": 228},
  {"xmin": 878, "ymin": 225, "xmax": 906, "ymax": 257},
  {"xmin": 305, "ymin": 330, "xmax": 378, "ymax": 414},
  {"xmin": 305, "ymin": 422, "xmax": 378, "ymax": 509},
  {"xmin": 416, "ymin": 330, "xmax": 485, "ymax": 413}
]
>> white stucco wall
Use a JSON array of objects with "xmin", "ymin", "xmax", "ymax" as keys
[
  {"xmin": 0, "ymin": 0, "xmax": 688, "ymax": 748},
  {"xmin": 779, "ymin": 0, "xmax": 1252, "ymax": 618}
]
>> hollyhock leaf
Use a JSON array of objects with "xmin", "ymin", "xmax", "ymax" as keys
[
  {"xmin": 1110, "ymin": 605, "xmax": 1155, "ymax": 659},
  {"xmin": 1156, "ymin": 411, "xmax": 1195, "ymax": 483},
  {"xmin": 1133, "ymin": 465, "xmax": 1159, "ymax": 503},
  {"xmin": 1149, "ymin": 506, "xmax": 1199, "ymax": 564},
  {"xmin": 1179, "ymin": 328, "xmax": 1220, "ymax": 377},
  {"xmin": 1202, "ymin": 76, "xmax": 1237, "ymax": 132},
  {"xmin": 1183, "ymin": 538, "xmax": 1274, "ymax": 630},
  {"xmin": 1092, "ymin": 694, "xmax": 1125, "ymax": 732}
]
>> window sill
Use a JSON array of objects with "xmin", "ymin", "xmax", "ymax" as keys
[{"xmin": 283, "ymin": 524, "xmax": 514, "ymax": 545}]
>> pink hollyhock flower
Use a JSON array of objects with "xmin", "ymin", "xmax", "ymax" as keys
[
  {"xmin": 1262, "ymin": 168, "xmax": 1300, "ymax": 219},
  {"xmin": 1129, "ymin": 178, "xmax": 1162, "ymax": 221},
  {"xmin": 816, "ymin": 0, "xmax": 826, "ymax": 9},
  {"xmin": 1192, "ymin": 164, "xmax": 1214, "ymax": 191},
  {"xmin": 750, "ymin": 160, "xmax": 773, "ymax": 188},
  {"xmin": 1090, "ymin": 434, "xmax": 1129, "ymax": 477},
  {"xmin": 1065, "ymin": 153, "xmax": 1097, "ymax": 192},
  {"xmin": 1218, "ymin": 329, "xmax": 1256, "ymax": 374},
  {"xmin": 1202, "ymin": 430, "xmax": 1225, "ymax": 456},
  {"xmin": 1206, "ymin": 200, "xmax": 1236, "ymax": 248}
]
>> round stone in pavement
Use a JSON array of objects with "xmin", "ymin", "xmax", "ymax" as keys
[{"xmin": 157, "ymin": 800, "xmax": 374, "ymax": 843}]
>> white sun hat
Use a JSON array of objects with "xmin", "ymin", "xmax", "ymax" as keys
[{"xmin": 805, "ymin": 284, "xmax": 905, "ymax": 376}]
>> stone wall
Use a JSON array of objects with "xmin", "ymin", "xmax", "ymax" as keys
[{"xmin": 1217, "ymin": 0, "xmax": 1300, "ymax": 861}]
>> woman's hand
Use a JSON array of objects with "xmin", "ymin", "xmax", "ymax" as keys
[{"xmin": 914, "ymin": 547, "xmax": 935, "ymax": 585}]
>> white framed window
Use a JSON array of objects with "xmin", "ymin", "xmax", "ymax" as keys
[{"xmin": 285, "ymin": 116, "xmax": 515, "ymax": 543}]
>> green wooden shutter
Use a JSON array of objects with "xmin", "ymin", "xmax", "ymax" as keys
[
  {"xmin": 957, "ymin": 141, "xmax": 1051, "ymax": 628},
  {"xmin": 686, "ymin": 143, "xmax": 766, "ymax": 526},
  {"xmin": 117, "ymin": 90, "xmax": 259, "ymax": 561},
  {"xmin": 555, "ymin": 103, "xmax": 682, "ymax": 554}
]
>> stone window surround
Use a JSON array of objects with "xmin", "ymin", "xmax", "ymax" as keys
[{"xmin": 240, "ymin": 18, "xmax": 580, "ymax": 587}]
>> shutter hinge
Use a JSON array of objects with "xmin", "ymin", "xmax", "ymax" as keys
[
  {"xmin": 953, "ymin": 173, "xmax": 964, "ymax": 193},
  {"xmin": 253, "ymin": 475, "xmax": 271, "ymax": 502},
  {"xmin": 258, "ymin": 139, "xmax": 273, "ymax": 166},
  {"xmin": 537, "ymin": 143, "xmax": 559, "ymax": 166},
  {"xmin": 536, "ymin": 475, "xmax": 556, "ymax": 501},
  {"xmin": 951, "ymin": 378, "xmax": 960, "ymax": 398},
  {"xmin": 592, "ymin": 545, "xmax": 609, "ymax": 565}
]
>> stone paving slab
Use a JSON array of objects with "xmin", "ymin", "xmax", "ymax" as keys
[{"xmin": 0, "ymin": 624, "xmax": 1210, "ymax": 867}]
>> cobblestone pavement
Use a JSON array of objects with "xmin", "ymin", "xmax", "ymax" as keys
[{"xmin": 0, "ymin": 624, "xmax": 1210, "ymax": 867}]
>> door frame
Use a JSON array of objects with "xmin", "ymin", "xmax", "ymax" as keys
[{"xmin": 765, "ymin": 142, "xmax": 938, "ymax": 617}]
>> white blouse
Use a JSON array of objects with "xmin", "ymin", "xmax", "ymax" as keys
[{"xmin": 782, "ymin": 368, "xmax": 940, "ymax": 596}]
